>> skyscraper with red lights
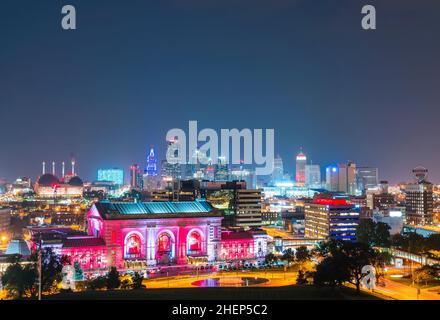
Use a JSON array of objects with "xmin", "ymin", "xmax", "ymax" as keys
[{"xmin": 295, "ymin": 149, "xmax": 306, "ymax": 186}]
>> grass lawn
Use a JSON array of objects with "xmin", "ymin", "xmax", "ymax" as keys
[{"xmin": 48, "ymin": 285, "xmax": 381, "ymax": 300}]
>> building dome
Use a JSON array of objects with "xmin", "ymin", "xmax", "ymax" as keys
[
  {"xmin": 37, "ymin": 174, "xmax": 60, "ymax": 187},
  {"xmin": 68, "ymin": 176, "xmax": 84, "ymax": 186}
]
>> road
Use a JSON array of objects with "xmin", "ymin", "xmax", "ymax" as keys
[
  {"xmin": 359, "ymin": 279, "xmax": 440, "ymax": 300},
  {"xmin": 262, "ymin": 227, "xmax": 294, "ymax": 240}
]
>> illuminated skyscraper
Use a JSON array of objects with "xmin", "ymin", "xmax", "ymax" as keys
[
  {"xmin": 97, "ymin": 168, "xmax": 124, "ymax": 186},
  {"xmin": 405, "ymin": 166, "xmax": 433, "ymax": 225},
  {"xmin": 145, "ymin": 147, "xmax": 158, "ymax": 176},
  {"xmin": 356, "ymin": 167, "xmax": 379, "ymax": 194},
  {"xmin": 338, "ymin": 161, "xmax": 357, "ymax": 195},
  {"xmin": 215, "ymin": 156, "xmax": 229, "ymax": 181},
  {"xmin": 295, "ymin": 149, "xmax": 306, "ymax": 186},
  {"xmin": 130, "ymin": 164, "xmax": 142, "ymax": 189},
  {"xmin": 161, "ymin": 137, "xmax": 182, "ymax": 185},
  {"xmin": 305, "ymin": 164, "xmax": 321, "ymax": 188},
  {"xmin": 325, "ymin": 166, "xmax": 339, "ymax": 192},
  {"xmin": 271, "ymin": 155, "xmax": 284, "ymax": 185},
  {"xmin": 143, "ymin": 147, "xmax": 158, "ymax": 191}
]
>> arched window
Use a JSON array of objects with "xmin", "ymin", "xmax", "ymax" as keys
[
  {"xmin": 187, "ymin": 231, "xmax": 202, "ymax": 255},
  {"xmin": 157, "ymin": 233, "xmax": 172, "ymax": 254},
  {"xmin": 125, "ymin": 233, "xmax": 142, "ymax": 259}
]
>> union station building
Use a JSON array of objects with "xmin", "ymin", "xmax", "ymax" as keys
[
  {"xmin": 88, "ymin": 200, "xmax": 223, "ymax": 269},
  {"xmin": 28, "ymin": 200, "xmax": 268, "ymax": 273}
]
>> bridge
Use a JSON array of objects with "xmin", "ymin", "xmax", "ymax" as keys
[{"xmin": 378, "ymin": 247, "xmax": 440, "ymax": 266}]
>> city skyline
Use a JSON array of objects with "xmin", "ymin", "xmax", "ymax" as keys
[{"xmin": 1, "ymin": 0, "xmax": 440, "ymax": 183}]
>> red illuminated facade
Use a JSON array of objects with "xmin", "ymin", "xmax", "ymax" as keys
[{"xmin": 29, "ymin": 201, "xmax": 269, "ymax": 272}]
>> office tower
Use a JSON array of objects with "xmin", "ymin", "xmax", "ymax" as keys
[
  {"xmin": 130, "ymin": 164, "xmax": 142, "ymax": 189},
  {"xmin": 405, "ymin": 166, "xmax": 433, "ymax": 225},
  {"xmin": 271, "ymin": 155, "xmax": 284, "ymax": 185},
  {"xmin": 325, "ymin": 166, "xmax": 339, "ymax": 192},
  {"xmin": 337, "ymin": 161, "xmax": 357, "ymax": 195},
  {"xmin": 230, "ymin": 165, "xmax": 256, "ymax": 189},
  {"xmin": 145, "ymin": 147, "xmax": 158, "ymax": 176},
  {"xmin": 161, "ymin": 137, "xmax": 182, "ymax": 184},
  {"xmin": 143, "ymin": 147, "xmax": 158, "ymax": 191},
  {"xmin": 305, "ymin": 164, "xmax": 321, "ymax": 188},
  {"xmin": 215, "ymin": 156, "xmax": 229, "ymax": 181},
  {"xmin": 97, "ymin": 168, "xmax": 124, "ymax": 186},
  {"xmin": 356, "ymin": 167, "xmax": 379, "ymax": 194},
  {"xmin": 231, "ymin": 189, "xmax": 263, "ymax": 228},
  {"xmin": 0, "ymin": 208, "xmax": 11, "ymax": 234},
  {"xmin": 295, "ymin": 149, "xmax": 306, "ymax": 186},
  {"xmin": 373, "ymin": 192, "xmax": 396, "ymax": 211},
  {"xmin": 304, "ymin": 193, "xmax": 359, "ymax": 241}
]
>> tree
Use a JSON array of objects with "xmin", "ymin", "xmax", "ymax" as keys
[
  {"xmin": 373, "ymin": 222, "xmax": 391, "ymax": 247},
  {"xmin": 1, "ymin": 255, "xmax": 37, "ymax": 298},
  {"xmin": 356, "ymin": 219, "xmax": 391, "ymax": 247},
  {"xmin": 295, "ymin": 246, "xmax": 311, "ymax": 264},
  {"xmin": 73, "ymin": 262, "xmax": 84, "ymax": 281},
  {"xmin": 313, "ymin": 239, "xmax": 381, "ymax": 294},
  {"xmin": 372, "ymin": 251, "xmax": 393, "ymax": 285},
  {"xmin": 356, "ymin": 219, "xmax": 376, "ymax": 245},
  {"xmin": 391, "ymin": 232, "xmax": 427, "ymax": 254},
  {"xmin": 296, "ymin": 270, "xmax": 308, "ymax": 285},
  {"xmin": 106, "ymin": 267, "xmax": 121, "ymax": 290},
  {"xmin": 281, "ymin": 249, "xmax": 295, "ymax": 265},
  {"xmin": 264, "ymin": 253, "xmax": 278, "ymax": 266},
  {"xmin": 29, "ymin": 248, "xmax": 71, "ymax": 294},
  {"xmin": 414, "ymin": 266, "xmax": 438, "ymax": 286},
  {"xmin": 88, "ymin": 276, "xmax": 106, "ymax": 290},
  {"xmin": 313, "ymin": 256, "xmax": 350, "ymax": 288},
  {"xmin": 131, "ymin": 272, "xmax": 144, "ymax": 289},
  {"xmin": 426, "ymin": 234, "xmax": 440, "ymax": 251}
]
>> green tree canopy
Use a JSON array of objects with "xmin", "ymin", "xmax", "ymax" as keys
[
  {"xmin": 313, "ymin": 239, "xmax": 382, "ymax": 294},
  {"xmin": 356, "ymin": 219, "xmax": 391, "ymax": 247},
  {"xmin": 1, "ymin": 258, "xmax": 37, "ymax": 298},
  {"xmin": 295, "ymin": 246, "xmax": 312, "ymax": 263}
]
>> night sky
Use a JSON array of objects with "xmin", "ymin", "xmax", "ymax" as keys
[{"xmin": 1, "ymin": 0, "xmax": 440, "ymax": 184}]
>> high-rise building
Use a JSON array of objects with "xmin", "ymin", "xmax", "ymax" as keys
[
  {"xmin": 130, "ymin": 164, "xmax": 142, "ymax": 189},
  {"xmin": 231, "ymin": 189, "xmax": 263, "ymax": 228},
  {"xmin": 305, "ymin": 164, "xmax": 321, "ymax": 188},
  {"xmin": 325, "ymin": 166, "xmax": 339, "ymax": 192},
  {"xmin": 215, "ymin": 156, "xmax": 229, "ymax": 181},
  {"xmin": 271, "ymin": 155, "xmax": 284, "ymax": 185},
  {"xmin": 405, "ymin": 166, "xmax": 433, "ymax": 225},
  {"xmin": 304, "ymin": 193, "xmax": 359, "ymax": 241},
  {"xmin": 356, "ymin": 167, "xmax": 379, "ymax": 194},
  {"xmin": 295, "ymin": 149, "xmax": 306, "ymax": 186},
  {"xmin": 97, "ymin": 168, "xmax": 124, "ymax": 186},
  {"xmin": 230, "ymin": 166, "xmax": 256, "ymax": 189},
  {"xmin": 0, "ymin": 208, "xmax": 11, "ymax": 235},
  {"xmin": 160, "ymin": 137, "xmax": 182, "ymax": 186},
  {"xmin": 145, "ymin": 147, "xmax": 158, "ymax": 176},
  {"xmin": 143, "ymin": 147, "xmax": 158, "ymax": 191},
  {"xmin": 337, "ymin": 161, "xmax": 357, "ymax": 195}
]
